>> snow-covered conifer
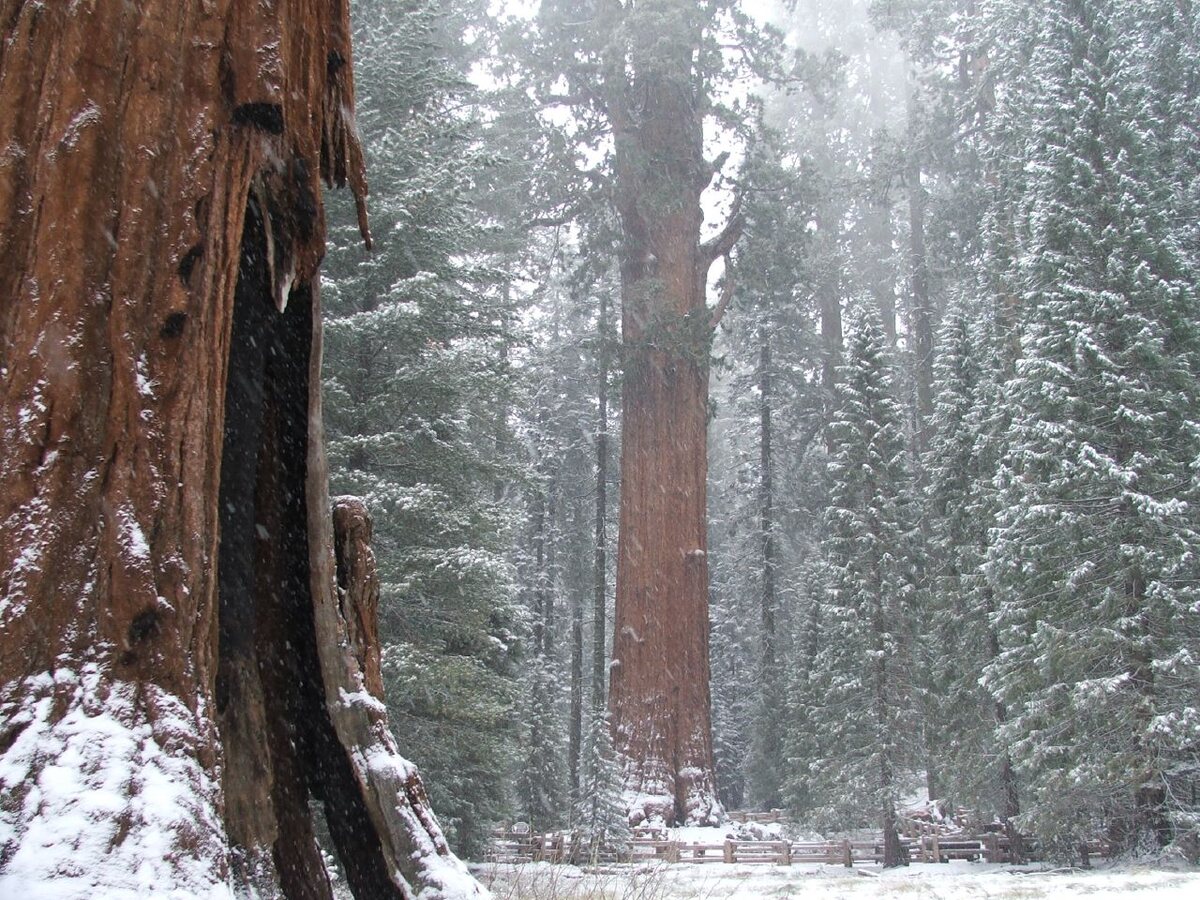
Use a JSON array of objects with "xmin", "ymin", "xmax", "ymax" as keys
[
  {"xmin": 573, "ymin": 708, "xmax": 633, "ymax": 860},
  {"xmin": 322, "ymin": 0, "xmax": 522, "ymax": 857},
  {"xmin": 984, "ymin": 0, "xmax": 1200, "ymax": 856},
  {"xmin": 807, "ymin": 304, "xmax": 918, "ymax": 865}
]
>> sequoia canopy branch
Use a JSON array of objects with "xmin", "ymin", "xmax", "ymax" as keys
[{"xmin": 0, "ymin": 2, "xmax": 482, "ymax": 897}]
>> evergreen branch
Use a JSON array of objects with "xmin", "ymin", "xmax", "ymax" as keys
[
  {"xmin": 539, "ymin": 92, "xmax": 592, "ymax": 108},
  {"xmin": 525, "ymin": 212, "xmax": 578, "ymax": 229}
]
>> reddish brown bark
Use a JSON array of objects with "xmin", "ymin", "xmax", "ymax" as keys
[
  {"xmin": 610, "ymin": 321, "xmax": 719, "ymax": 825},
  {"xmin": 326, "ymin": 497, "xmax": 483, "ymax": 899},
  {"xmin": 0, "ymin": 3, "xmax": 479, "ymax": 896},
  {"xmin": 605, "ymin": 47, "xmax": 733, "ymax": 823}
]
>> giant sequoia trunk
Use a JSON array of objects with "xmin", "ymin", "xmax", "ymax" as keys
[
  {"xmin": 604, "ymin": 26, "xmax": 737, "ymax": 825},
  {"xmin": 0, "ymin": 3, "xmax": 482, "ymax": 897}
]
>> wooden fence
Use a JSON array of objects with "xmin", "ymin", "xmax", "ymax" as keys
[
  {"xmin": 490, "ymin": 834, "xmax": 902, "ymax": 867},
  {"xmin": 913, "ymin": 833, "xmax": 1110, "ymax": 865},
  {"xmin": 727, "ymin": 809, "xmax": 790, "ymax": 825},
  {"xmin": 488, "ymin": 831, "xmax": 1112, "ymax": 868}
]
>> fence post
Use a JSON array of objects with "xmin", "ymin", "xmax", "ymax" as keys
[
  {"xmin": 843, "ymin": 839, "xmax": 853, "ymax": 867},
  {"xmin": 666, "ymin": 841, "xmax": 680, "ymax": 864},
  {"xmin": 930, "ymin": 832, "xmax": 940, "ymax": 864},
  {"xmin": 779, "ymin": 841, "xmax": 791, "ymax": 866},
  {"xmin": 724, "ymin": 840, "xmax": 735, "ymax": 864}
]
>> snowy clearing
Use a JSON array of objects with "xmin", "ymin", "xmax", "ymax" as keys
[{"xmin": 475, "ymin": 860, "xmax": 1200, "ymax": 900}]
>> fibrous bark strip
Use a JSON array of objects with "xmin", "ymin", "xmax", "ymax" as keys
[{"xmin": 606, "ymin": 55, "xmax": 724, "ymax": 826}]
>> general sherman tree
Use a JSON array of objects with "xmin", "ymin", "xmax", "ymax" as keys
[
  {"xmin": 0, "ymin": 2, "xmax": 484, "ymax": 897},
  {"xmin": 523, "ymin": 0, "xmax": 762, "ymax": 825}
]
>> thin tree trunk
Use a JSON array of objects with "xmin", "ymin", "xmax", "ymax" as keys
[
  {"xmin": 870, "ymin": 532, "xmax": 903, "ymax": 869},
  {"xmin": 874, "ymin": 644, "xmax": 902, "ymax": 867},
  {"xmin": 906, "ymin": 82, "xmax": 934, "ymax": 457},
  {"xmin": 818, "ymin": 209, "xmax": 844, "ymax": 399},
  {"xmin": 868, "ymin": 194, "xmax": 897, "ymax": 345},
  {"xmin": 593, "ymin": 289, "xmax": 610, "ymax": 717},
  {"xmin": 0, "ymin": 4, "xmax": 482, "ymax": 896},
  {"xmin": 875, "ymin": 623, "xmax": 902, "ymax": 869},
  {"xmin": 531, "ymin": 421, "xmax": 549, "ymax": 656},
  {"xmin": 999, "ymin": 751, "xmax": 1024, "ymax": 863},
  {"xmin": 492, "ymin": 287, "xmax": 513, "ymax": 506},
  {"xmin": 545, "ymin": 478, "xmax": 559, "ymax": 657},
  {"xmin": 985, "ymin": 588, "xmax": 1024, "ymax": 863},
  {"xmin": 569, "ymin": 498, "xmax": 584, "ymax": 799},
  {"xmin": 759, "ymin": 336, "xmax": 778, "ymax": 675},
  {"xmin": 750, "ymin": 331, "xmax": 784, "ymax": 810}
]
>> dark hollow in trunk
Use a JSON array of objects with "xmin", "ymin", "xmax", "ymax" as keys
[{"xmin": 216, "ymin": 202, "xmax": 409, "ymax": 899}]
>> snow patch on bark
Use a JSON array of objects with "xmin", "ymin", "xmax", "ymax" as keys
[
  {"xmin": 337, "ymin": 686, "xmax": 387, "ymax": 717},
  {"xmin": 354, "ymin": 742, "xmax": 489, "ymax": 900},
  {"xmin": 1, "ymin": 495, "xmax": 54, "ymax": 626},
  {"xmin": 116, "ymin": 506, "xmax": 152, "ymax": 565},
  {"xmin": 49, "ymin": 102, "xmax": 101, "ymax": 161},
  {"xmin": 0, "ymin": 666, "xmax": 232, "ymax": 899}
]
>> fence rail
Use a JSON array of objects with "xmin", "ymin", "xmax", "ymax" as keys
[
  {"xmin": 488, "ymin": 830, "xmax": 1112, "ymax": 868},
  {"xmin": 727, "ymin": 809, "xmax": 790, "ymax": 825}
]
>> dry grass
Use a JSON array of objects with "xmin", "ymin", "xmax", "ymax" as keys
[{"xmin": 475, "ymin": 862, "xmax": 723, "ymax": 900}]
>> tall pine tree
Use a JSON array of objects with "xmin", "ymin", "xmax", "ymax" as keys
[
  {"xmin": 807, "ymin": 305, "xmax": 917, "ymax": 866},
  {"xmin": 984, "ymin": 0, "xmax": 1200, "ymax": 857}
]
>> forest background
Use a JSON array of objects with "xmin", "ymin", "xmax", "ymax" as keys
[{"xmin": 320, "ymin": 0, "xmax": 1200, "ymax": 863}]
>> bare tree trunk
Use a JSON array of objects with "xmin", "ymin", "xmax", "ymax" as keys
[
  {"xmin": 751, "ymin": 332, "xmax": 783, "ymax": 809},
  {"xmin": 326, "ymin": 498, "xmax": 486, "ymax": 898},
  {"xmin": 759, "ymin": 337, "xmax": 778, "ymax": 676},
  {"xmin": 531, "ymin": 477, "xmax": 549, "ymax": 656},
  {"xmin": 818, "ymin": 211, "xmax": 844, "ymax": 399},
  {"xmin": 611, "ymin": 287, "xmax": 719, "ymax": 824},
  {"xmin": 592, "ymin": 289, "xmax": 611, "ymax": 718},
  {"xmin": 816, "ymin": 205, "xmax": 843, "ymax": 460},
  {"xmin": 0, "ymin": 4, "xmax": 482, "ymax": 896},
  {"xmin": 868, "ymin": 194, "xmax": 897, "ymax": 345},
  {"xmin": 545, "ymin": 481, "xmax": 559, "ymax": 656},
  {"xmin": 569, "ymin": 497, "xmax": 584, "ymax": 800},
  {"xmin": 906, "ymin": 83, "xmax": 934, "ymax": 457}
]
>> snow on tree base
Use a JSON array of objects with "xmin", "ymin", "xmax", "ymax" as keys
[
  {"xmin": 354, "ymin": 745, "xmax": 489, "ymax": 900},
  {"xmin": 0, "ymin": 666, "xmax": 232, "ymax": 899},
  {"xmin": 621, "ymin": 786, "xmax": 724, "ymax": 829}
]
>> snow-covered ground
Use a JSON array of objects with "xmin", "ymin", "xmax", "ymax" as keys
[{"xmin": 476, "ymin": 859, "xmax": 1200, "ymax": 900}]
